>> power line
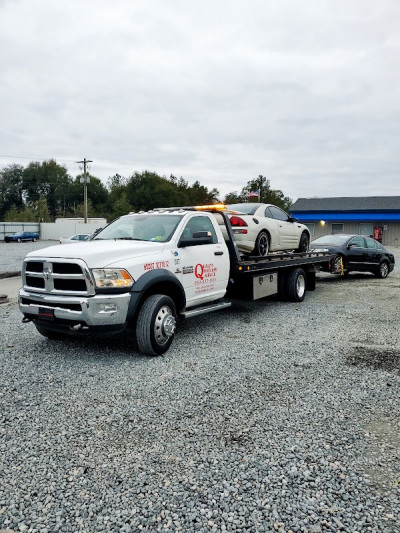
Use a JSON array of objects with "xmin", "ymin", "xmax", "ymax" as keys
[{"xmin": 0, "ymin": 154, "xmax": 79, "ymax": 164}]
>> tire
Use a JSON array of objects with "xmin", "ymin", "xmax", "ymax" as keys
[
  {"xmin": 296, "ymin": 232, "xmax": 310, "ymax": 253},
  {"xmin": 285, "ymin": 268, "xmax": 306, "ymax": 302},
  {"xmin": 331, "ymin": 255, "xmax": 347, "ymax": 275},
  {"xmin": 17, "ymin": 238, "xmax": 21, "ymax": 243},
  {"xmin": 253, "ymin": 231, "xmax": 269, "ymax": 256},
  {"xmin": 35, "ymin": 324, "xmax": 69, "ymax": 340},
  {"xmin": 375, "ymin": 261, "xmax": 389, "ymax": 279},
  {"xmin": 136, "ymin": 294, "xmax": 177, "ymax": 356},
  {"xmin": 32, "ymin": 238, "xmax": 37, "ymax": 242}
]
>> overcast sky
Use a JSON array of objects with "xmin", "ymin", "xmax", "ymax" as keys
[{"xmin": 1, "ymin": 0, "xmax": 399, "ymax": 202}]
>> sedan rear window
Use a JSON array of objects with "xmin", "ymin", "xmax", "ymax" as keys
[
  {"xmin": 227, "ymin": 203, "xmax": 261, "ymax": 215},
  {"xmin": 312, "ymin": 235, "xmax": 350, "ymax": 246}
]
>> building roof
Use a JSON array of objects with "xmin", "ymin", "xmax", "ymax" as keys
[{"xmin": 291, "ymin": 196, "xmax": 400, "ymax": 212}]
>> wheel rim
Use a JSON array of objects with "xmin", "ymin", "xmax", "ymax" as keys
[
  {"xmin": 296, "ymin": 275, "xmax": 306, "ymax": 298},
  {"xmin": 154, "ymin": 305, "xmax": 176, "ymax": 346},
  {"xmin": 380, "ymin": 263, "xmax": 388, "ymax": 277},
  {"xmin": 301, "ymin": 236, "xmax": 309, "ymax": 252},
  {"xmin": 258, "ymin": 234, "xmax": 269, "ymax": 256}
]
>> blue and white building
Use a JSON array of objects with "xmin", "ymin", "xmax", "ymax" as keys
[{"xmin": 290, "ymin": 196, "xmax": 400, "ymax": 247}]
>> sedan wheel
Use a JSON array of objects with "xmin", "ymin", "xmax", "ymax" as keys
[
  {"xmin": 376, "ymin": 261, "xmax": 389, "ymax": 279},
  {"xmin": 296, "ymin": 232, "xmax": 309, "ymax": 253},
  {"xmin": 254, "ymin": 231, "xmax": 269, "ymax": 256}
]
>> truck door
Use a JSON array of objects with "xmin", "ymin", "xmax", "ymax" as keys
[{"xmin": 177, "ymin": 215, "xmax": 230, "ymax": 307}]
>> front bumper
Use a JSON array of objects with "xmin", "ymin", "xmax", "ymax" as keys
[{"xmin": 19, "ymin": 288, "xmax": 131, "ymax": 328}]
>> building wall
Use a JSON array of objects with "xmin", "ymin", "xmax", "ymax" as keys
[
  {"xmin": 304, "ymin": 219, "xmax": 400, "ymax": 248},
  {"xmin": 40, "ymin": 222, "xmax": 102, "ymax": 241}
]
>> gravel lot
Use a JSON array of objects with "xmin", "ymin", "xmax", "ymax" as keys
[
  {"xmin": 0, "ymin": 243, "xmax": 399, "ymax": 532},
  {"xmin": 0, "ymin": 241, "xmax": 58, "ymax": 274}
]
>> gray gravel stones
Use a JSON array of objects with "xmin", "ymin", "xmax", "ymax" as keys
[
  {"xmin": 0, "ymin": 241, "xmax": 56, "ymax": 274},
  {"xmin": 0, "ymin": 248, "xmax": 399, "ymax": 532}
]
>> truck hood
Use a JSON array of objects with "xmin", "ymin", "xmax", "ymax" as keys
[{"xmin": 26, "ymin": 240, "xmax": 166, "ymax": 268}]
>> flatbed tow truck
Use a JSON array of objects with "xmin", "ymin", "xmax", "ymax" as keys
[{"xmin": 19, "ymin": 206, "xmax": 330, "ymax": 355}]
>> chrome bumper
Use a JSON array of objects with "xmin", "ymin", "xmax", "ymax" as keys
[{"xmin": 19, "ymin": 288, "xmax": 131, "ymax": 327}]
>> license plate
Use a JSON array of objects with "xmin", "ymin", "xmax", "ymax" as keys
[{"xmin": 38, "ymin": 307, "xmax": 55, "ymax": 321}]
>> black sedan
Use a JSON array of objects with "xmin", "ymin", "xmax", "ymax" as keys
[{"xmin": 310, "ymin": 234, "xmax": 395, "ymax": 278}]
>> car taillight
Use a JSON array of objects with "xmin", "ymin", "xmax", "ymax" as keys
[{"xmin": 230, "ymin": 216, "xmax": 248, "ymax": 227}]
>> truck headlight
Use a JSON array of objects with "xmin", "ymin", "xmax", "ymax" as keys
[{"xmin": 92, "ymin": 269, "xmax": 134, "ymax": 289}]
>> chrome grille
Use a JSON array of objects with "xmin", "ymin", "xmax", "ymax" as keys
[{"xmin": 23, "ymin": 258, "xmax": 95, "ymax": 296}]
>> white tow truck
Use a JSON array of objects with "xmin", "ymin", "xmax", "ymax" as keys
[{"xmin": 19, "ymin": 206, "xmax": 330, "ymax": 356}]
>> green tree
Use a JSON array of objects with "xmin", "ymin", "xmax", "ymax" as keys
[
  {"xmin": 4, "ymin": 205, "xmax": 36, "ymax": 222},
  {"xmin": 36, "ymin": 196, "xmax": 51, "ymax": 222},
  {"xmin": 112, "ymin": 192, "xmax": 132, "ymax": 218},
  {"xmin": 23, "ymin": 160, "xmax": 74, "ymax": 218},
  {"xmin": 224, "ymin": 175, "xmax": 292, "ymax": 211},
  {"xmin": 0, "ymin": 164, "xmax": 25, "ymax": 218}
]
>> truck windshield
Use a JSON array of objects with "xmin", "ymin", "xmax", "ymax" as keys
[{"xmin": 94, "ymin": 214, "xmax": 184, "ymax": 243}]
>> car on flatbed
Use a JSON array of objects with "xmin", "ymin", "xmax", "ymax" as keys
[
  {"xmin": 215, "ymin": 203, "xmax": 310, "ymax": 256},
  {"xmin": 18, "ymin": 206, "xmax": 329, "ymax": 356}
]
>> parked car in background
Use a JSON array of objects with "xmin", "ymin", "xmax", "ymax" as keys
[
  {"xmin": 214, "ymin": 203, "xmax": 310, "ymax": 256},
  {"xmin": 59, "ymin": 233, "xmax": 92, "ymax": 244},
  {"xmin": 310, "ymin": 234, "xmax": 395, "ymax": 278},
  {"xmin": 5, "ymin": 231, "xmax": 39, "ymax": 243}
]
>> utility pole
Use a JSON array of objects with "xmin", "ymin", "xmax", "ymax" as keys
[{"xmin": 76, "ymin": 158, "xmax": 93, "ymax": 223}]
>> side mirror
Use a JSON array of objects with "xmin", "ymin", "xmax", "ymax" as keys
[
  {"xmin": 178, "ymin": 231, "xmax": 213, "ymax": 248},
  {"xmin": 289, "ymin": 217, "xmax": 299, "ymax": 223},
  {"xmin": 347, "ymin": 242, "xmax": 358, "ymax": 249}
]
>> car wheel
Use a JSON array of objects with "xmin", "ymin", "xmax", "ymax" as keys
[
  {"xmin": 296, "ymin": 232, "xmax": 310, "ymax": 253},
  {"xmin": 286, "ymin": 268, "xmax": 306, "ymax": 302},
  {"xmin": 136, "ymin": 294, "xmax": 177, "ymax": 356},
  {"xmin": 376, "ymin": 261, "xmax": 389, "ymax": 279},
  {"xmin": 17, "ymin": 238, "xmax": 21, "ymax": 243},
  {"xmin": 32, "ymin": 238, "xmax": 37, "ymax": 242},
  {"xmin": 253, "ymin": 231, "xmax": 269, "ymax": 256},
  {"xmin": 35, "ymin": 325, "xmax": 69, "ymax": 340}
]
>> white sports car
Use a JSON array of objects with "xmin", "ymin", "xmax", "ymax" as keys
[{"xmin": 215, "ymin": 203, "xmax": 310, "ymax": 256}]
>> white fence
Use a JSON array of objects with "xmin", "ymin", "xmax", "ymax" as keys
[
  {"xmin": 40, "ymin": 222, "xmax": 104, "ymax": 241},
  {"xmin": 1, "ymin": 221, "xmax": 105, "ymax": 241}
]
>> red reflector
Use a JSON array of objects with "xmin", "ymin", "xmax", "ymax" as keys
[{"xmin": 230, "ymin": 216, "xmax": 248, "ymax": 227}]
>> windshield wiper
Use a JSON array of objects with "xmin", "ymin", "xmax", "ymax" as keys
[{"xmin": 114, "ymin": 237, "xmax": 145, "ymax": 241}]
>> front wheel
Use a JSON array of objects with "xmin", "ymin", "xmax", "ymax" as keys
[
  {"xmin": 296, "ymin": 232, "xmax": 310, "ymax": 253},
  {"xmin": 286, "ymin": 268, "xmax": 306, "ymax": 302},
  {"xmin": 136, "ymin": 294, "xmax": 177, "ymax": 356},
  {"xmin": 32, "ymin": 238, "xmax": 37, "ymax": 242},
  {"xmin": 375, "ymin": 261, "xmax": 389, "ymax": 279},
  {"xmin": 253, "ymin": 231, "xmax": 269, "ymax": 256},
  {"xmin": 17, "ymin": 238, "xmax": 21, "ymax": 243}
]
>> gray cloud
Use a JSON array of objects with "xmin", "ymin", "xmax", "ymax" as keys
[{"xmin": 1, "ymin": 0, "xmax": 399, "ymax": 201}]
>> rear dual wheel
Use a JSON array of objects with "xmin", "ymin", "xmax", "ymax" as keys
[{"xmin": 279, "ymin": 268, "xmax": 307, "ymax": 302}]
